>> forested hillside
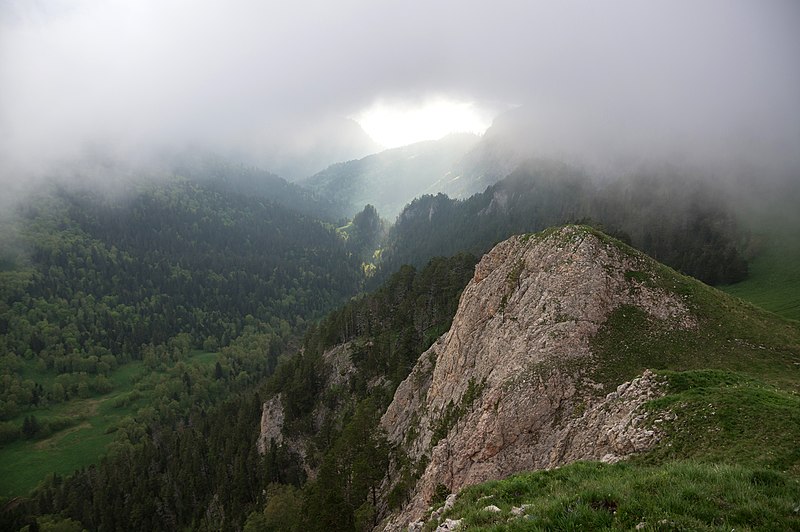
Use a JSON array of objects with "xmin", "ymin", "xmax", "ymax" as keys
[
  {"xmin": 251, "ymin": 252, "xmax": 477, "ymax": 531},
  {"xmin": 173, "ymin": 156, "xmax": 349, "ymax": 221},
  {"xmin": 3, "ymin": 179, "xmax": 359, "ymax": 357},
  {"xmin": 0, "ymin": 168, "xmax": 790, "ymax": 531},
  {"xmin": 0, "ymin": 176, "xmax": 363, "ymax": 500},
  {"xmin": 380, "ymin": 160, "xmax": 749, "ymax": 286},
  {"xmin": 303, "ymin": 134, "xmax": 478, "ymax": 219},
  {"xmin": 1, "ymin": 252, "xmax": 477, "ymax": 531}
]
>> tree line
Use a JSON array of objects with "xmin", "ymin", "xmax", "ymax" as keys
[
  {"xmin": 379, "ymin": 160, "xmax": 749, "ymax": 287},
  {"xmin": 2, "ymin": 252, "xmax": 477, "ymax": 531},
  {"xmin": 0, "ymin": 178, "xmax": 362, "ymax": 421}
]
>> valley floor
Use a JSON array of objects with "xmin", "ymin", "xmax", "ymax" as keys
[{"xmin": 0, "ymin": 351, "xmax": 217, "ymax": 497}]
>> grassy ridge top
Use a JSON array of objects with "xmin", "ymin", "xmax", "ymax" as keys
[
  {"xmin": 588, "ymin": 226, "xmax": 800, "ymax": 393},
  {"xmin": 424, "ymin": 460, "xmax": 800, "ymax": 531},
  {"xmin": 722, "ymin": 227, "xmax": 800, "ymax": 321},
  {"xmin": 419, "ymin": 226, "xmax": 800, "ymax": 530}
]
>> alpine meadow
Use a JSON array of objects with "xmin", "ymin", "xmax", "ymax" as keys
[{"xmin": 1, "ymin": 1, "xmax": 798, "ymax": 531}]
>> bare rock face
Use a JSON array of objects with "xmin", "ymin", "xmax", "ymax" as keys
[
  {"xmin": 256, "ymin": 341, "xmax": 368, "ymax": 478},
  {"xmin": 380, "ymin": 226, "xmax": 694, "ymax": 528},
  {"xmin": 255, "ymin": 391, "xmax": 313, "ymax": 478},
  {"xmin": 256, "ymin": 395, "xmax": 285, "ymax": 455},
  {"xmin": 553, "ymin": 369, "xmax": 666, "ymax": 465}
]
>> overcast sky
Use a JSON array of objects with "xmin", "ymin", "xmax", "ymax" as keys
[{"xmin": 1, "ymin": 0, "xmax": 798, "ymax": 185}]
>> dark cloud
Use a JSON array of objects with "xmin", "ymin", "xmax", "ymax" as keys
[{"xmin": 1, "ymin": 0, "xmax": 798, "ymax": 188}]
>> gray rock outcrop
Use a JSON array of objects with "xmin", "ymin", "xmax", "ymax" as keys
[
  {"xmin": 256, "ymin": 395, "xmax": 285, "ymax": 455},
  {"xmin": 380, "ymin": 226, "xmax": 693, "ymax": 527},
  {"xmin": 256, "ymin": 341, "xmax": 381, "ymax": 478}
]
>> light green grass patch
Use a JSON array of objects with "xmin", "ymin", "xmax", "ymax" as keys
[
  {"xmin": 722, "ymin": 206, "xmax": 800, "ymax": 321},
  {"xmin": 637, "ymin": 370, "xmax": 800, "ymax": 476},
  {"xmin": 188, "ymin": 349, "xmax": 219, "ymax": 367},
  {"xmin": 723, "ymin": 228, "xmax": 800, "ymax": 321},
  {"xmin": 0, "ymin": 398, "xmax": 119, "ymax": 497},
  {"xmin": 426, "ymin": 461, "xmax": 800, "ymax": 531},
  {"xmin": 0, "ymin": 353, "xmax": 219, "ymax": 497}
]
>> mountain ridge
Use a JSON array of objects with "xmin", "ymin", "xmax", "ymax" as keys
[
  {"xmin": 302, "ymin": 133, "xmax": 479, "ymax": 219},
  {"xmin": 249, "ymin": 224, "xmax": 799, "ymax": 531},
  {"xmin": 378, "ymin": 162, "xmax": 750, "ymax": 287},
  {"xmin": 378, "ymin": 226, "xmax": 699, "ymax": 527}
]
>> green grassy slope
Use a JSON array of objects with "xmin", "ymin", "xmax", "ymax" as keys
[
  {"xmin": 422, "ymin": 227, "xmax": 800, "ymax": 530},
  {"xmin": 425, "ymin": 461, "xmax": 800, "ymax": 531},
  {"xmin": 0, "ymin": 351, "xmax": 217, "ymax": 497},
  {"xmin": 721, "ymin": 192, "xmax": 800, "ymax": 321},
  {"xmin": 590, "ymin": 271, "xmax": 800, "ymax": 394},
  {"xmin": 722, "ymin": 228, "xmax": 800, "ymax": 321},
  {"xmin": 579, "ymin": 227, "xmax": 799, "ymax": 383},
  {"xmin": 590, "ymin": 230, "xmax": 800, "ymax": 470},
  {"xmin": 639, "ymin": 370, "xmax": 800, "ymax": 476}
]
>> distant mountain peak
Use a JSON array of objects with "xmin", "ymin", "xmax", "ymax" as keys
[{"xmin": 302, "ymin": 134, "xmax": 479, "ymax": 219}]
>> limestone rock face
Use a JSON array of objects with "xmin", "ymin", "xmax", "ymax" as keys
[
  {"xmin": 256, "ymin": 395, "xmax": 285, "ymax": 455},
  {"xmin": 256, "ymin": 341, "xmax": 372, "ymax": 478},
  {"xmin": 380, "ymin": 226, "xmax": 694, "ymax": 527}
]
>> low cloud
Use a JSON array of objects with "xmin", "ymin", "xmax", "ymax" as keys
[{"xmin": 1, "ymin": 0, "xmax": 797, "ymax": 192}]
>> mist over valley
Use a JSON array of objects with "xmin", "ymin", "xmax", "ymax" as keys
[{"xmin": 1, "ymin": 1, "xmax": 799, "ymax": 530}]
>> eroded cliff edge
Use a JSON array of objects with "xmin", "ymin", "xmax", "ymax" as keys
[{"xmin": 379, "ymin": 226, "xmax": 696, "ymax": 528}]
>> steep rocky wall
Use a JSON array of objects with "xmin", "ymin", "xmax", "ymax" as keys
[
  {"xmin": 256, "ymin": 395, "xmax": 286, "ymax": 455},
  {"xmin": 380, "ymin": 226, "xmax": 695, "ymax": 527},
  {"xmin": 256, "ymin": 342, "xmax": 359, "ymax": 478}
]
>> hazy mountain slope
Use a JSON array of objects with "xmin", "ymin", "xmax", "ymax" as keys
[
  {"xmin": 246, "ymin": 116, "xmax": 383, "ymax": 182},
  {"xmin": 437, "ymin": 104, "xmax": 795, "ymax": 202},
  {"xmin": 0, "ymin": 177, "xmax": 363, "ymax": 502},
  {"xmin": 378, "ymin": 225, "xmax": 799, "ymax": 529},
  {"xmin": 436, "ymin": 108, "xmax": 530, "ymax": 199},
  {"xmin": 724, "ymin": 232, "xmax": 800, "ymax": 321},
  {"xmin": 381, "ymin": 161, "xmax": 749, "ymax": 287},
  {"xmin": 436, "ymin": 105, "xmax": 635, "ymax": 199},
  {"xmin": 721, "ymin": 194, "xmax": 800, "ymax": 321},
  {"xmin": 302, "ymin": 133, "xmax": 479, "ymax": 219},
  {"xmin": 174, "ymin": 156, "xmax": 350, "ymax": 221}
]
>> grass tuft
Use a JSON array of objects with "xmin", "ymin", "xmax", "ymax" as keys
[{"xmin": 425, "ymin": 461, "xmax": 800, "ymax": 531}]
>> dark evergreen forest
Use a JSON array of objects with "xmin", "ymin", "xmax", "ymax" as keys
[
  {"xmin": 2, "ymin": 252, "xmax": 477, "ymax": 531},
  {"xmin": 379, "ymin": 160, "xmax": 749, "ymax": 287},
  {"xmin": 0, "ymin": 178, "xmax": 361, "ymax": 423},
  {"xmin": 0, "ymin": 161, "xmax": 755, "ymax": 531}
]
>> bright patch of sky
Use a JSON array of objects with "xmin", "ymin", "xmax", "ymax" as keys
[{"xmin": 353, "ymin": 97, "xmax": 496, "ymax": 149}]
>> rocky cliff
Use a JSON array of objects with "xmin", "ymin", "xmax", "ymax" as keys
[
  {"xmin": 379, "ymin": 226, "xmax": 696, "ymax": 528},
  {"xmin": 256, "ymin": 342, "xmax": 362, "ymax": 478}
]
